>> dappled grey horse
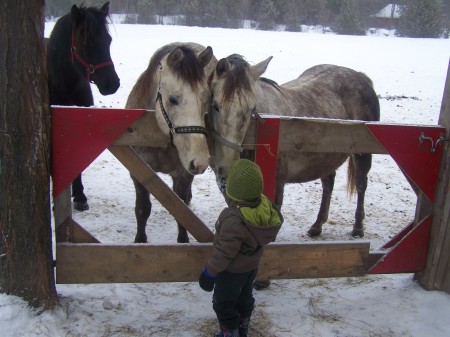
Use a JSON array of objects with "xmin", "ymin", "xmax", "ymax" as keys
[{"xmin": 208, "ymin": 55, "xmax": 380, "ymax": 238}]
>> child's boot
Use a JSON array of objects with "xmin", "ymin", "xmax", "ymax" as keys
[
  {"xmin": 239, "ymin": 317, "xmax": 250, "ymax": 337},
  {"xmin": 214, "ymin": 326, "xmax": 239, "ymax": 337}
]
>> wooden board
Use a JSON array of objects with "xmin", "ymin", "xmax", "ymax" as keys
[
  {"xmin": 55, "ymin": 218, "xmax": 100, "ymax": 243},
  {"xmin": 56, "ymin": 241, "xmax": 370, "ymax": 284},
  {"xmin": 113, "ymin": 111, "xmax": 387, "ymax": 154},
  {"xmin": 416, "ymin": 60, "xmax": 450, "ymax": 293}
]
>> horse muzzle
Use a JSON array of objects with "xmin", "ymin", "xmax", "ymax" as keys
[{"xmin": 95, "ymin": 72, "xmax": 120, "ymax": 95}]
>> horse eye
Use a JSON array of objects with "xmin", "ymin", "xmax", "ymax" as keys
[
  {"xmin": 168, "ymin": 96, "xmax": 178, "ymax": 105},
  {"xmin": 212, "ymin": 103, "xmax": 220, "ymax": 113}
]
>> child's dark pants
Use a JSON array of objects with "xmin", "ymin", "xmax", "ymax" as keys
[{"xmin": 212, "ymin": 269, "xmax": 258, "ymax": 329}]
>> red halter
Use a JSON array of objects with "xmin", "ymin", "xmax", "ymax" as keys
[{"xmin": 71, "ymin": 30, "xmax": 113, "ymax": 83}]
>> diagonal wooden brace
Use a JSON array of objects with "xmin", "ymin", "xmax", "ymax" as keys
[{"xmin": 108, "ymin": 145, "xmax": 214, "ymax": 243}]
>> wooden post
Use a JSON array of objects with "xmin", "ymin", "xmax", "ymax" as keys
[{"xmin": 416, "ymin": 59, "xmax": 450, "ymax": 293}]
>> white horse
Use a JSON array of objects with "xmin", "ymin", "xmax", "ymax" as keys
[
  {"xmin": 208, "ymin": 55, "xmax": 380, "ymax": 238},
  {"xmin": 126, "ymin": 42, "xmax": 217, "ymax": 243}
]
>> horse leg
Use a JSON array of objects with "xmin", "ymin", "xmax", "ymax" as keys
[
  {"xmin": 72, "ymin": 174, "xmax": 89, "ymax": 211},
  {"xmin": 307, "ymin": 172, "xmax": 336, "ymax": 237},
  {"xmin": 350, "ymin": 154, "xmax": 372, "ymax": 238},
  {"xmin": 132, "ymin": 176, "xmax": 151, "ymax": 243},
  {"xmin": 172, "ymin": 172, "xmax": 194, "ymax": 243}
]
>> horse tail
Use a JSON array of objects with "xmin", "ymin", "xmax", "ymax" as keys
[{"xmin": 347, "ymin": 156, "xmax": 356, "ymax": 197}]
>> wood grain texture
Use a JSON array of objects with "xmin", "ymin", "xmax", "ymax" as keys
[{"xmin": 56, "ymin": 241, "xmax": 370, "ymax": 283}]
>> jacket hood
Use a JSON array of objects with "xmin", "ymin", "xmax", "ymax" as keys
[{"xmin": 229, "ymin": 194, "xmax": 283, "ymax": 246}]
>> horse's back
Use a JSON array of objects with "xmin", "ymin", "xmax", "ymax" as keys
[
  {"xmin": 274, "ymin": 64, "xmax": 380, "ymax": 183},
  {"xmin": 282, "ymin": 64, "xmax": 379, "ymax": 122}
]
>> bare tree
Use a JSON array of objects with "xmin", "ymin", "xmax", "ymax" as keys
[{"xmin": 0, "ymin": 0, "xmax": 57, "ymax": 309}]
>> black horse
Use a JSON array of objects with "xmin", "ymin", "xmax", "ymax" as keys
[{"xmin": 47, "ymin": 2, "xmax": 120, "ymax": 211}]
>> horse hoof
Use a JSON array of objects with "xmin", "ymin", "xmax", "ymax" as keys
[
  {"xmin": 351, "ymin": 228, "xmax": 364, "ymax": 238},
  {"xmin": 253, "ymin": 279, "xmax": 271, "ymax": 290},
  {"xmin": 73, "ymin": 201, "xmax": 89, "ymax": 211},
  {"xmin": 307, "ymin": 227, "xmax": 322, "ymax": 237},
  {"xmin": 134, "ymin": 236, "xmax": 147, "ymax": 244}
]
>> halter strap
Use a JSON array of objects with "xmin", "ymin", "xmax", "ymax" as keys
[
  {"xmin": 71, "ymin": 30, "xmax": 113, "ymax": 83},
  {"xmin": 156, "ymin": 91, "xmax": 208, "ymax": 146},
  {"xmin": 208, "ymin": 108, "xmax": 264, "ymax": 153}
]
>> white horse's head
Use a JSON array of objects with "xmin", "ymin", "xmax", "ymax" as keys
[
  {"xmin": 208, "ymin": 54, "xmax": 272, "ymax": 188},
  {"xmin": 155, "ymin": 43, "xmax": 215, "ymax": 175}
]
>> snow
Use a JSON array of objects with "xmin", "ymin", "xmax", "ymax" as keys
[{"xmin": 1, "ymin": 23, "xmax": 450, "ymax": 337}]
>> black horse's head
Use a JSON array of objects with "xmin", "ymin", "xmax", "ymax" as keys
[{"xmin": 71, "ymin": 2, "xmax": 120, "ymax": 95}]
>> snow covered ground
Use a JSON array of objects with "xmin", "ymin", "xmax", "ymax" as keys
[{"xmin": 1, "ymin": 22, "xmax": 450, "ymax": 337}]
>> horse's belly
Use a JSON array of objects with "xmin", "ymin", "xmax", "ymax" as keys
[{"xmin": 284, "ymin": 152, "xmax": 348, "ymax": 182}]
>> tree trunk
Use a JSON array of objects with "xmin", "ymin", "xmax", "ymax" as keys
[{"xmin": 0, "ymin": 0, "xmax": 57, "ymax": 308}]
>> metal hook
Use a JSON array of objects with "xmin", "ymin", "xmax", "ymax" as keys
[
  {"xmin": 435, "ymin": 135, "xmax": 449, "ymax": 149},
  {"xmin": 419, "ymin": 132, "xmax": 449, "ymax": 152}
]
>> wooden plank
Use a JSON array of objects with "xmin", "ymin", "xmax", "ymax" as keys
[
  {"xmin": 53, "ymin": 186, "xmax": 99, "ymax": 243},
  {"xmin": 367, "ymin": 252, "xmax": 385, "ymax": 270},
  {"xmin": 113, "ymin": 110, "xmax": 168, "ymax": 148},
  {"xmin": 55, "ymin": 241, "xmax": 370, "ymax": 284},
  {"xmin": 56, "ymin": 218, "xmax": 100, "ymax": 243},
  {"xmin": 272, "ymin": 118, "xmax": 386, "ymax": 154},
  {"xmin": 417, "ymin": 60, "xmax": 450, "ymax": 293},
  {"xmin": 113, "ymin": 111, "xmax": 387, "ymax": 154},
  {"xmin": 108, "ymin": 145, "xmax": 214, "ymax": 243},
  {"xmin": 53, "ymin": 187, "xmax": 72, "ymax": 241},
  {"xmin": 258, "ymin": 241, "xmax": 370, "ymax": 279}
]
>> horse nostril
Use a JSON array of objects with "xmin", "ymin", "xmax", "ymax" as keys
[
  {"xmin": 189, "ymin": 160, "xmax": 208, "ymax": 175},
  {"xmin": 189, "ymin": 160, "xmax": 198, "ymax": 175}
]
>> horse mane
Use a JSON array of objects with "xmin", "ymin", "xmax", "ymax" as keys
[
  {"xmin": 259, "ymin": 77, "xmax": 278, "ymax": 87},
  {"xmin": 127, "ymin": 43, "xmax": 207, "ymax": 109},
  {"xmin": 259, "ymin": 77, "xmax": 285, "ymax": 96},
  {"xmin": 72, "ymin": 5, "xmax": 110, "ymax": 52},
  {"xmin": 220, "ymin": 54, "xmax": 254, "ymax": 110},
  {"xmin": 148, "ymin": 44, "xmax": 207, "ymax": 90}
]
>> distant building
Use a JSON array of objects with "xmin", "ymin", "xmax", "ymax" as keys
[{"xmin": 370, "ymin": 4, "xmax": 401, "ymax": 29}]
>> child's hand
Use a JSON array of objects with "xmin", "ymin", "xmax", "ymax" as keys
[{"xmin": 198, "ymin": 267, "xmax": 216, "ymax": 292}]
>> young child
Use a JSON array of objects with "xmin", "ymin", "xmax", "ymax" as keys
[{"xmin": 199, "ymin": 159, "xmax": 283, "ymax": 337}]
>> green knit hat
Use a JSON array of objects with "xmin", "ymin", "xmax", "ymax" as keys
[{"xmin": 226, "ymin": 159, "xmax": 263, "ymax": 202}]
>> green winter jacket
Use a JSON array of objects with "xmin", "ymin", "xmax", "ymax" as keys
[{"xmin": 206, "ymin": 194, "xmax": 283, "ymax": 276}]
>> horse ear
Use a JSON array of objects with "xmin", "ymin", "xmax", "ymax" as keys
[
  {"xmin": 198, "ymin": 46, "xmax": 214, "ymax": 68},
  {"xmin": 216, "ymin": 58, "xmax": 230, "ymax": 78},
  {"xmin": 71, "ymin": 5, "xmax": 85, "ymax": 25},
  {"xmin": 167, "ymin": 47, "xmax": 184, "ymax": 67},
  {"xmin": 101, "ymin": 2, "xmax": 110, "ymax": 15},
  {"xmin": 250, "ymin": 56, "xmax": 273, "ymax": 80}
]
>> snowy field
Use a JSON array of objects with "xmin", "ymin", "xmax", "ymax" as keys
[{"xmin": 1, "ymin": 22, "xmax": 450, "ymax": 337}]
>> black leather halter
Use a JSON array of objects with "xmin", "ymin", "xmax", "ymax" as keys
[
  {"xmin": 155, "ymin": 78, "xmax": 208, "ymax": 146},
  {"xmin": 156, "ymin": 90, "xmax": 208, "ymax": 146}
]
